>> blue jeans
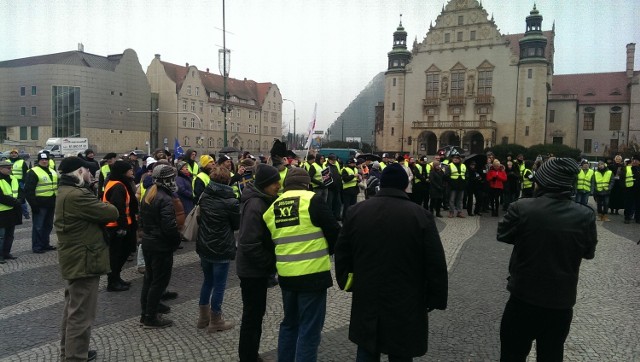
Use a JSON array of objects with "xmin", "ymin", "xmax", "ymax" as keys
[
  {"xmin": 356, "ymin": 345, "xmax": 412, "ymax": 362},
  {"xmin": 32, "ymin": 206, "xmax": 54, "ymax": 252},
  {"xmin": 278, "ymin": 289, "xmax": 327, "ymax": 362},
  {"xmin": 448, "ymin": 189, "xmax": 465, "ymax": 213},
  {"xmin": 199, "ymin": 259, "xmax": 230, "ymax": 312},
  {"xmin": 574, "ymin": 191, "xmax": 589, "ymax": 205}
]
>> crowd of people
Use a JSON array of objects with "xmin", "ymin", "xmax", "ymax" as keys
[{"xmin": 0, "ymin": 142, "xmax": 639, "ymax": 361}]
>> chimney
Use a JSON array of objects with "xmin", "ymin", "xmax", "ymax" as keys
[
  {"xmin": 186, "ymin": 62, "xmax": 189, "ymax": 68},
  {"xmin": 627, "ymin": 43, "xmax": 635, "ymax": 78},
  {"xmin": 78, "ymin": 43, "xmax": 84, "ymax": 52},
  {"xmin": 206, "ymin": 68, "xmax": 209, "ymax": 73},
  {"xmin": 155, "ymin": 54, "xmax": 161, "ymax": 59}
]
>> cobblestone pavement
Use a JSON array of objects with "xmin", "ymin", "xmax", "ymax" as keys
[{"xmin": 0, "ymin": 206, "xmax": 638, "ymax": 361}]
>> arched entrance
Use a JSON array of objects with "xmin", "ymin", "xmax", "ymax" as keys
[
  {"xmin": 232, "ymin": 138, "xmax": 240, "ymax": 150},
  {"xmin": 417, "ymin": 131, "xmax": 437, "ymax": 155},
  {"xmin": 463, "ymin": 131, "xmax": 485, "ymax": 154},
  {"xmin": 440, "ymin": 131, "xmax": 459, "ymax": 148}
]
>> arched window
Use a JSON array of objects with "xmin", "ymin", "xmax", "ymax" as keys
[
  {"xmin": 208, "ymin": 137, "xmax": 214, "ymax": 148},
  {"xmin": 217, "ymin": 138, "xmax": 223, "ymax": 147}
]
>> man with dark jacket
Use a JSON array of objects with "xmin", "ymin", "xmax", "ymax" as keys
[
  {"xmin": 335, "ymin": 163, "xmax": 448, "ymax": 361},
  {"xmin": 497, "ymin": 158, "xmax": 598, "ymax": 361},
  {"xmin": 263, "ymin": 167, "xmax": 340, "ymax": 362},
  {"xmin": 25, "ymin": 152, "xmax": 58, "ymax": 253},
  {"xmin": 308, "ymin": 153, "xmax": 328, "ymax": 201},
  {"xmin": 184, "ymin": 149, "xmax": 199, "ymax": 176},
  {"xmin": 326, "ymin": 154, "xmax": 343, "ymax": 220},
  {"xmin": 0, "ymin": 161, "xmax": 22, "ymax": 263},
  {"xmin": 7, "ymin": 149, "xmax": 30, "ymax": 219},
  {"xmin": 236, "ymin": 164, "xmax": 281, "ymax": 362},
  {"xmin": 55, "ymin": 156, "xmax": 118, "ymax": 362},
  {"xmin": 341, "ymin": 158, "xmax": 360, "ymax": 219}
]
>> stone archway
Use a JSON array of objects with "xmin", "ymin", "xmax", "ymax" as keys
[
  {"xmin": 463, "ymin": 131, "xmax": 485, "ymax": 154},
  {"xmin": 440, "ymin": 130, "xmax": 459, "ymax": 148},
  {"xmin": 417, "ymin": 131, "xmax": 438, "ymax": 155},
  {"xmin": 232, "ymin": 138, "xmax": 240, "ymax": 150}
]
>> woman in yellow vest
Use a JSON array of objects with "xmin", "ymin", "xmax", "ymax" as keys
[
  {"xmin": 575, "ymin": 161, "xmax": 594, "ymax": 205},
  {"xmin": 102, "ymin": 161, "xmax": 139, "ymax": 292},
  {"xmin": 593, "ymin": 161, "xmax": 614, "ymax": 221},
  {"xmin": 0, "ymin": 160, "xmax": 21, "ymax": 262}
]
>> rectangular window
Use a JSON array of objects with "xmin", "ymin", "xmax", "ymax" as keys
[
  {"xmin": 263, "ymin": 111, "xmax": 268, "ymax": 120},
  {"xmin": 583, "ymin": 139, "xmax": 592, "ymax": 153},
  {"xmin": 31, "ymin": 106, "xmax": 36, "ymax": 116},
  {"xmin": 182, "ymin": 100, "xmax": 187, "ymax": 111},
  {"xmin": 458, "ymin": 16, "xmax": 464, "ymax": 25},
  {"xmin": 271, "ymin": 126, "xmax": 277, "ymax": 135},
  {"xmin": 553, "ymin": 137, "xmax": 563, "ymax": 145},
  {"xmin": 450, "ymin": 71, "xmax": 465, "ymax": 97},
  {"xmin": 610, "ymin": 139, "xmax": 619, "ymax": 151},
  {"xmin": 609, "ymin": 112, "xmax": 621, "ymax": 130},
  {"xmin": 52, "ymin": 86, "xmax": 81, "ymax": 137},
  {"xmin": 427, "ymin": 116, "xmax": 435, "ymax": 123},
  {"xmin": 477, "ymin": 70, "xmax": 492, "ymax": 96},
  {"xmin": 583, "ymin": 113, "xmax": 594, "ymax": 130},
  {"xmin": 391, "ymin": 127, "xmax": 395, "ymax": 136},
  {"xmin": 264, "ymin": 126, "xmax": 268, "ymax": 134},
  {"xmin": 31, "ymin": 126, "xmax": 39, "ymax": 140},
  {"xmin": 528, "ymin": 69, "xmax": 532, "ymax": 79},
  {"xmin": 457, "ymin": 32, "xmax": 463, "ymax": 41},
  {"xmin": 526, "ymin": 97, "xmax": 532, "ymax": 107},
  {"xmin": 271, "ymin": 112, "xmax": 276, "ymax": 123},
  {"xmin": 191, "ymin": 102, "xmax": 195, "ymax": 112},
  {"xmin": 20, "ymin": 126, "xmax": 27, "ymax": 140},
  {"xmin": 182, "ymin": 117, "xmax": 187, "ymax": 127},
  {"xmin": 549, "ymin": 110, "xmax": 555, "ymax": 123},
  {"xmin": 187, "ymin": 86, "xmax": 192, "ymax": 95},
  {"xmin": 525, "ymin": 126, "xmax": 530, "ymax": 136},
  {"xmin": 470, "ymin": 31, "xmax": 476, "ymax": 41},
  {"xmin": 31, "ymin": 86, "xmax": 37, "ymax": 95},
  {"xmin": 426, "ymin": 73, "xmax": 440, "ymax": 98},
  {"xmin": 392, "ymin": 102, "xmax": 396, "ymax": 111},
  {"xmin": 20, "ymin": 87, "xmax": 25, "ymax": 96},
  {"xmin": 444, "ymin": 33, "xmax": 450, "ymax": 43},
  {"xmin": 20, "ymin": 107, "xmax": 26, "ymax": 116},
  {"xmin": 195, "ymin": 87, "xmax": 199, "ymax": 96},
  {"xmin": 199, "ymin": 101, "xmax": 204, "ymax": 113},
  {"xmin": 393, "ymin": 78, "xmax": 396, "ymax": 86}
]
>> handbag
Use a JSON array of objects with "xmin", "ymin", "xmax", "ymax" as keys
[{"xmin": 180, "ymin": 194, "xmax": 203, "ymax": 242}]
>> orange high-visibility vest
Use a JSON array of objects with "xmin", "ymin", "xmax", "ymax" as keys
[{"xmin": 102, "ymin": 180, "xmax": 133, "ymax": 227}]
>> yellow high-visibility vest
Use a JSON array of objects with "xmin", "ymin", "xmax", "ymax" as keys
[
  {"xmin": 624, "ymin": 166, "xmax": 634, "ymax": 188},
  {"xmin": 576, "ymin": 169, "xmax": 594, "ymax": 192},
  {"xmin": 0, "ymin": 177, "xmax": 19, "ymax": 211},
  {"xmin": 343, "ymin": 167, "xmax": 357, "ymax": 189},
  {"xmin": 31, "ymin": 166, "xmax": 58, "ymax": 197},
  {"xmin": 11, "ymin": 159, "xmax": 25, "ymax": 181},
  {"xmin": 449, "ymin": 163, "xmax": 466, "ymax": 180},
  {"xmin": 522, "ymin": 169, "xmax": 533, "ymax": 189},
  {"xmin": 263, "ymin": 189, "xmax": 330, "ymax": 277},
  {"xmin": 594, "ymin": 170, "xmax": 612, "ymax": 192}
]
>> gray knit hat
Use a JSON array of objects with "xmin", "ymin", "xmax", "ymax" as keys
[{"xmin": 534, "ymin": 158, "xmax": 580, "ymax": 191}]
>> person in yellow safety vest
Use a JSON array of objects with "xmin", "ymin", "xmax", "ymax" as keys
[
  {"xmin": 622, "ymin": 155, "xmax": 640, "ymax": 224},
  {"xmin": 184, "ymin": 149, "xmax": 200, "ymax": 180},
  {"xmin": 8, "ymin": 149, "xmax": 30, "ymax": 219},
  {"xmin": 326, "ymin": 154, "xmax": 343, "ymax": 220},
  {"xmin": 445, "ymin": 154, "xmax": 466, "ymax": 218},
  {"xmin": 417, "ymin": 156, "xmax": 432, "ymax": 208},
  {"xmin": 593, "ymin": 161, "xmax": 614, "ymax": 221},
  {"xmin": 520, "ymin": 160, "xmax": 535, "ymax": 198},
  {"xmin": 341, "ymin": 158, "xmax": 360, "ymax": 218},
  {"xmin": 24, "ymin": 152, "xmax": 58, "ymax": 253},
  {"xmin": 98, "ymin": 152, "xmax": 118, "ymax": 199},
  {"xmin": 379, "ymin": 153, "xmax": 390, "ymax": 170},
  {"xmin": 575, "ymin": 161, "xmax": 594, "ymax": 205},
  {"xmin": 262, "ymin": 167, "xmax": 341, "ymax": 362},
  {"xmin": 308, "ymin": 153, "xmax": 328, "ymax": 202},
  {"xmin": 0, "ymin": 160, "xmax": 21, "ymax": 262},
  {"xmin": 194, "ymin": 155, "xmax": 215, "ymax": 201},
  {"xmin": 409, "ymin": 156, "xmax": 427, "ymax": 207},
  {"xmin": 302, "ymin": 154, "xmax": 315, "ymax": 173},
  {"xmin": 218, "ymin": 154, "xmax": 243, "ymax": 199},
  {"xmin": 101, "ymin": 161, "xmax": 138, "ymax": 292}
]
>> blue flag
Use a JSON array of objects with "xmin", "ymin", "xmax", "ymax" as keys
[{"xmin": 174, "ymin": 138, "xmax": 185, "ymax": 158}]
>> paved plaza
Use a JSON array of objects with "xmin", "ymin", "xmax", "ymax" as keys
[{"xmin": 1, "ymin": 208, "xmax": 639, "ymax": 361}]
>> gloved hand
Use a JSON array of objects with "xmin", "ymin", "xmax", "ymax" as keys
[{"xmin": 116, "ymin": 229, "xmax": 127, "ymax": 237}]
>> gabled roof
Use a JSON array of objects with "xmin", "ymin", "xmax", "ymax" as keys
[
  {"xmin": 504, "ymin": 31, "xmax": 555, "ymax": 63},
  {"xmin": 159, "ymin": 60, "xmax": 274, "ymax": 107},
  {"xmin": 0, "ymin": 50, "xmax": 122, "ymax": 71},
  {"xmin": 551, "ymin": 72, "xmax": 632, "ymax": 104}
]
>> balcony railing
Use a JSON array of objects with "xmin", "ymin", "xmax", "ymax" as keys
[
  {"xmin": 412, "ymin": 119, "xmax": 497, "ymax": 130},
  {"xmin": 475, "ymin": 95, "xmax": 494, "ymax": 104},
  {"xmin": 423, "ymin": 98, "xmax": 440, "ymax": 106},
  {"xmin": 448, "ymin": 96, "xmax": 466, "ymax": 105}
]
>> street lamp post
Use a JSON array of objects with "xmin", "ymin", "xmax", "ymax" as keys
[
  {"xmin": 219, "ymin": 0, "xmax": 231, "ymax": 147},
  {"xmin": 283, "ymin": 99, "xmax": 296, "ymax": 149}
]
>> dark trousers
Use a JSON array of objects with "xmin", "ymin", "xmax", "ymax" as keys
[
  {"xmin": 500, "ymin": 296, "xmax": 573, "ymax": 362},
  {"xmin": 411, "ymin": 183, "xmax": 427, "ymax": 207},
  {"xmin": 489, "ymin": 188, "xmax": 503, "ymax": 216},
  {"xmin": 60, "ymin": 276, "xmax": 100, "ymax": 362},
  {"xmin": 429, "ymin": 197, "xmax": 442, "ymax": 215},
  {"xmin": 107, "ymin": 228, "xmax": 135, "ymax": 284},
  {"xmin": 342, "ymin": 191, "xmax": 358, "ymax": 219},
  {"xmin": 595, "ymin": 195, "xmax": 610, "ymax": 215},
  {"xmin": 31, "ymin": 206, "xmax": 54, "ymax": 252},
  {"xmin": 140, "ymin": 250, "xmax": 173, "ymax": 316},
  {"xmin": 238, "ymin": 277, "xmax": 269, "ymax": 362},
  {"xmin": 327, "ymin": 189, "xmax": 342, "ymax": 220},
  {"xmin": 623, "ymin": 189, "xmax": 640, "ymax": 221},
  {"xmin": 465, "ymin": 188, "xmax": 482, "ymax": 215},
  {"xmin": 1, "ymin": 225, "xmax": 15, "ymax": 257}
]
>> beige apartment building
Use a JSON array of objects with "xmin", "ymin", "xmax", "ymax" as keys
[
  {"xmin": 377, "ymin": 0, "xmax": 639, "ymax": 157},
  {"xmin": 0, "ymin": 47, "xmax": 151, "ymax": 154},
  {"xmin": 146, "ymin": 55, "xmax": 282, "ymax": 156}
]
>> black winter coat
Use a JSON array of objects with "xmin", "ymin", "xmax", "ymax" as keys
[
  {"xmin": 497, "ymin": 191, "xmax": 597, "ymax": 309},
  {"xmin": 335, "ymin": 188, "xmax": 448, "ymax": 358},
  {"xmin": 196, "ymin": 181, "xmax": 240, "ymax": 261},
  {"xmin": 236, "ymin": 182, "xmax": 277, "ymax": 278},
  {"xmin": 140, "ymin": 185, "xmax": 181, "ymax": 253}
]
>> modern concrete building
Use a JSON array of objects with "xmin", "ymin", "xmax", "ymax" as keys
[
  {"xmin": 146, "ymin": 55, "xmax": 282, "ymax": 156},
  {"xmin": 0, "ymin": 47, "xmax": 151, "ymax": 154},
  {"xmin": 376, "ymin": 0, "xmax": 639, "ymax": 157}
]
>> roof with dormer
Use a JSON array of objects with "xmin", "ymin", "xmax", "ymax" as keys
[
  {"xmin": 551, "ymin": 72, "xmax": 635, "ymax": 104},
  {"xmin": 158, "ymin": 60, "xmax": 275, "ymax": 107}
]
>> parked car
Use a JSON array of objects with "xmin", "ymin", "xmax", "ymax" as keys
[{"xmin": 0, "ymin": 150, "xmax": 30, "ymax": 161}]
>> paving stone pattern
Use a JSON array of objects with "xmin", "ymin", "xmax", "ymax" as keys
[{"xmin": 0, "ymin": 208, "xmax": 638, "ymax": 361}]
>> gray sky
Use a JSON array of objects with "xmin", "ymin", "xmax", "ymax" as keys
[{"xmin": 2, "ymin": 0, "xmax": 639, "ymax": 134}]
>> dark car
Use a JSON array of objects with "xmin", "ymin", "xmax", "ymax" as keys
[{"xmin": 0, "ymin": 150, "xmax": 30, "ymax": 161}]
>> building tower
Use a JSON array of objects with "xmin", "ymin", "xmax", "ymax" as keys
[
  {"xmin": 380, "ymin": 16, "xmax": 413, "ymax": 153},
  {"xmin": 515, "ymin": 4, "xmax": 551, "ymax": 146}
]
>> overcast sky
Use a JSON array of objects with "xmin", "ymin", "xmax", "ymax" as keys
[{"xmin": 2, "ymin": 0, "xmax": 639, "ymax": 133}]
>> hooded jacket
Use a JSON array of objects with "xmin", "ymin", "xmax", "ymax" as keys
[
  {"xmin": 196, "ymin": 181, "xmax": 240, "ymax": 261},
  {"xmin": 140, "ymin": 185, "xmax": 181, "ymax": 253}
]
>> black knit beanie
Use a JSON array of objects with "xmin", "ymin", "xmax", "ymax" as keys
[
  {"xmin": 534, "ymin": 158, "xmax": 580, "ymax": 191},
  {"xmin": 284, "ymin": 167, "xmax": 311, "ymax": 190},
  {"xmin": 255, "ymin": 164, "xmax": 280, "ymax": 189},
  {"xmin": 110, "ymin": 160, "xmax": 132, "ymax": 180},
  {"xmin": 380, "ymin": 163, "xmax": 409, "ymax": 190}
]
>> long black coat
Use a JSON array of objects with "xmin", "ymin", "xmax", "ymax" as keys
[
  {"xmin": 335, "ymin": 188, "xmax": 448, "ymax": 358},
  {"xmin": 196, "ymin": 181, "xmax": 240, "ymax": 261}
]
